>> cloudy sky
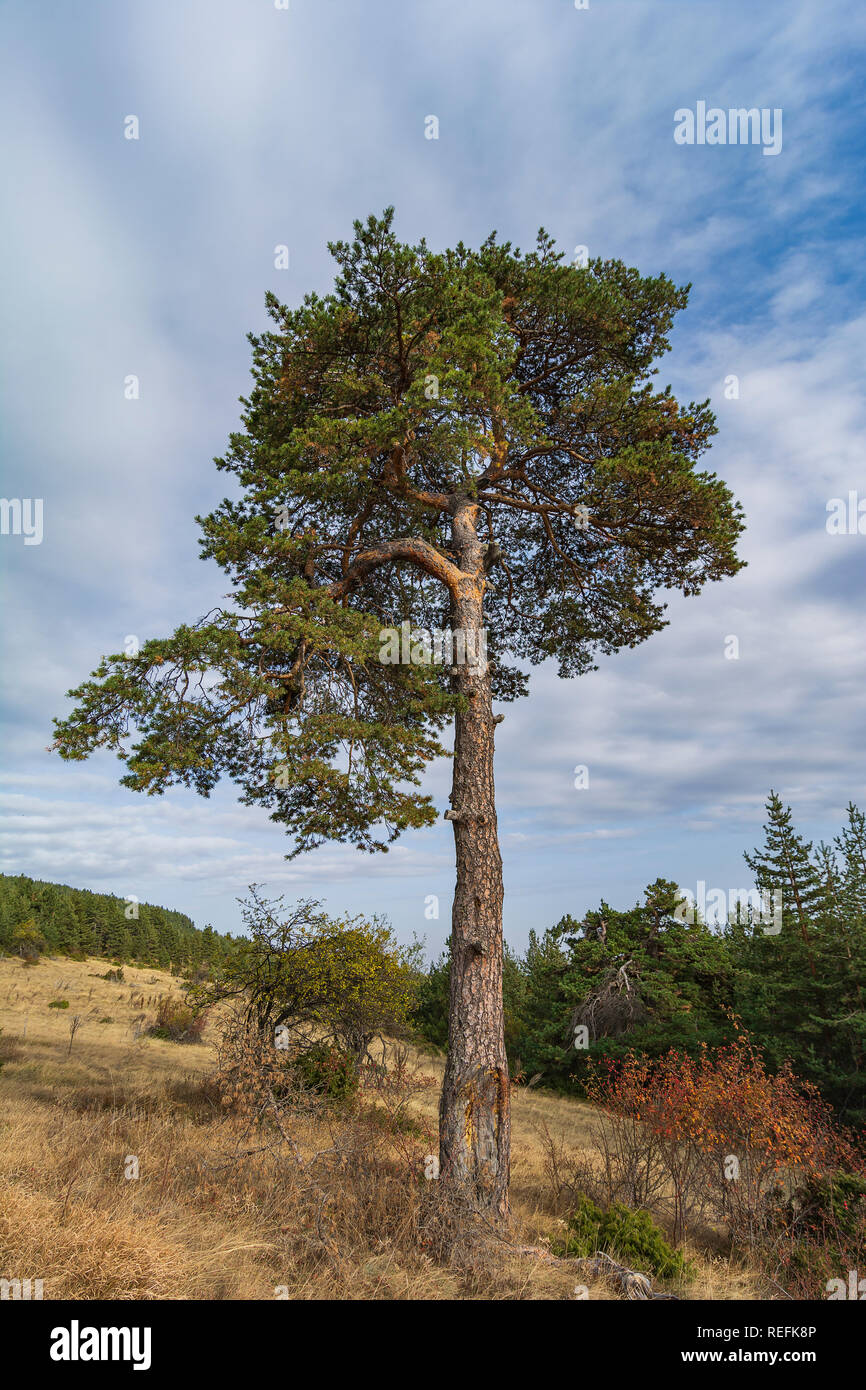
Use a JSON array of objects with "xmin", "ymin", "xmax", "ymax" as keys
[{"xmin": 2, "ymin": 0, "xmax": 865, "ymax": 953}]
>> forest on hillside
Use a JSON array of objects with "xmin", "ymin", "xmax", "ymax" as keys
[{"xmin": 0, "ymin": 873, "xmax": 239, "ymax": 973}]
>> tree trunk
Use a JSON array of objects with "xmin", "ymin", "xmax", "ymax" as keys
[{"xmin": 438, "ymin": 498, "xmax": 510, "ymax": 1220}]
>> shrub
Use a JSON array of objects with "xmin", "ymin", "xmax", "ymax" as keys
[
  {"xmin": 762, "ymin": 1170, "xmax": 866, "ymax": 1298},
  {"xmin": 189, "ymin": 890, "xmax": 419, "ymax": 1064},
  {"xmin": 148, "ymin": 996, "xmax": 206, "ymax": 1043},
  {"xmin": 585, "ymin": 1032, "xmax": 858, "ymax": 1244},
  {"xmin": 556, "ymin": 1192, "xmax": 606, "ymax": 1252},
  {"xmin": 294, "ymin": 1042, "xmax": 358, "ymax": 1103},
  {"xmin": 553, "ymin": 1192, "xmax": 689, "ymax": 1280},
  {"xmin": 599, "ymin": 1204, "xmax": 691, "ymax": 1280},
  {"xmin": 12, "ymin": 919, "xmax": 47, "ymax": 961},
  {"xmin": 49, "ymin": 1000, "xmax": 70, "ymax": 1009}
]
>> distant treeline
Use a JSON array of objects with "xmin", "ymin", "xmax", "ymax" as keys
[
  {"xmin": 0, "ymin": 873, "xmax": 239, "ymax": 972},
  {"xmin": 5, "ymin": 791, "xmax": 865, "ymax": 1129},
  {"xmin": 413, "ymin": 793, "xmax": 866, "ymax": 1130}
]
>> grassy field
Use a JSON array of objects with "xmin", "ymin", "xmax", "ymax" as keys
[{"xmin": 0, "ymin": 953, "xmax": 758, "ymax": 1300}]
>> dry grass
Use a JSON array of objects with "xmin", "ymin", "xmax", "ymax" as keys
[{"xmin": 0, "ymin": 954, "xmax": 761, "ymax": 1300}]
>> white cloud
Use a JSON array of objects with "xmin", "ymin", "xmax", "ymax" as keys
[{"xmin": 2, "ymin": 0, "xmax": 865, "ymax": 944}]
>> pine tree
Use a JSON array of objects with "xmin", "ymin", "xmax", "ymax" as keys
[
  {"xmin": 734, "ymin": 794, "xmax": 822, "ymax": 1077},
  {"xmin": 51, "ymin": 210, "xmax": 744, "ymax": 1217},
  {"xmin": 516, "ymin": 882, "xmax": 733, "ymax": 1089},
  {"xmin": 815, "ymin": 806, "xmax": 866, "ymax": 1123},
  {"xmin": 53, "ymin": 896, "xmax": 83, "ymax": 956},
  {"xmin": 732, "ymin": 794, "xmax": 866, "ymax": 1125},
  {"xmin": 835, "ymin": 802, "xmax": 866, "ymax": 923},
  {"xmin": 743, "ymin": 790, "xmax": 822, "ymax": 976}
]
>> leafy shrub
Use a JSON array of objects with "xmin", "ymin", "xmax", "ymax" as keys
[
  {"xmin": 189, "ymin": 891, "xmax": 419, "ymax": 1064},
  {"xmin": 294, "ymin": 1042, "xmax": 358, "ymax": 1103},
  {"xmin": 12, "ymin": 919, "xmax": 47, "ymax": 961},
  {"xmin": 763, "ymin": 1170, "xmax": 866, "ymax": 1298},
  {"xmin": 787, "ymin": 1170, "xmax": 866, "ymax": 1241},
  {"xmin": 586, "ymin": 1033, "xmax": 858, "ymax": 1243},
  {"xmin": 49, "ymin": 999, "xmax": 70, "ymax": 1009},
  {"xmin": 148, "ymin": 996, "xmax": 206, "ymax": 1043},
  {"xmin": 553, "ymin": 1192, "xmax": 689, "ymax": 1280}
]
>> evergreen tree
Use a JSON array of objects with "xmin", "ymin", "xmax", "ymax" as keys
[
  {"xmin": 50, "ymin": 211, "xmax": 744, "ymax": 1216},
  {"xmin": 836, "ymin": 802, "xmax": 866, "ymax": 923},
  {"xmin": 0, "ymin": 873, "xmax": 240, "ymax": 971},
  {"xmin": 516, "ymin": 881, "xmax": 733, "ymax": 1089},
  {"xmin": 731, "ymin": 794, "xmax": 866, "ymax": 1126},
  {"xmin": 743, "ymin": 790, "xmax": 822, "ymax": 976}
]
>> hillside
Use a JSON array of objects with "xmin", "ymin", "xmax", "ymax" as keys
[
  {"xmin": 0, "ymin": 873, "xmax": 239, "ymax": 972},
  {"xmin": 0, "ymin": 952, "xmax": 756, "ymax": 1301}
]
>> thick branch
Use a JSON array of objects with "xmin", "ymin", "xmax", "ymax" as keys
[{"xmin": 328, "ymin": 537, "xmax": 464, "ymax": 601}]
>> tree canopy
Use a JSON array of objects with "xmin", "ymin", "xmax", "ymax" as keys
[{"xmin": 52, "ymin": 210, "xmax": 744, "ymax": 859}]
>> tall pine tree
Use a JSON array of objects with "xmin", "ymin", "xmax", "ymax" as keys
[{"xmin": 51, "ymin": 211, "xmax": 743, "ymax": 1216}]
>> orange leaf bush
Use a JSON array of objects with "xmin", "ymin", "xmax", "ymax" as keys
[{"xmin": 585, "ymin": 1033, "xmax": 861, "ymax": 1246}]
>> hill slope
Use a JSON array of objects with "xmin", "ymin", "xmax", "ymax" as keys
[{"xmin": 0, "ymin": 873, "xmax": 239, "ymax": 971}]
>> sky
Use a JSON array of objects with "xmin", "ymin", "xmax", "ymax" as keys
[{"xmin": 2, "ymin": 0, "xmax": 865, "ymax": 956}]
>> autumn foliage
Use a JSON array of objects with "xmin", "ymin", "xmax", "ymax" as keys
[{"xmin": 585, "ymin": 1032, "xmax": 862, "ymax": 1250}]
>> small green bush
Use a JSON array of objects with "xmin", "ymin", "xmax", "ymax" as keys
[
  {"xmin": 553, "ymin": 1193, "xmax": 690, "ymax": 1280},
  {"xmin": 49, "ymin": 1000, "xmax": 70, "ymax": 1009},
  {"xmin": 558, "ymin": 1192, "xmax": 605, "ymax": 1252},
  {"xmin": 764, "ymin": 1170, "xmax": 866, "ymax": 1298},
  {"xmin": 789, "ymin": 1171, "xmax": 866, "ymax": 1242},
  {"xmin": 148, "ymin": 996, "xmax": 205, "ymax": 1043},
  {"xmin": 294, "ymin": 1042, "xmax": 358, "ymax": 1103}
]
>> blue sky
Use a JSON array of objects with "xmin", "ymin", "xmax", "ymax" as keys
[{"xmin": 2, "ymin": 0, "xmax": 866, "ymax": 954}]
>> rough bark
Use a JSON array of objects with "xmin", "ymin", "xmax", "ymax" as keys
[{"xmin": 438, "ymin": 497, "xmax": 510, "ymax": 1220}]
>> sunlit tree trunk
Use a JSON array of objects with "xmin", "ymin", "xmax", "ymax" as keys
[{"xmin": 438, "ymin": 498, "xmax": 510, "ymax": 1220}]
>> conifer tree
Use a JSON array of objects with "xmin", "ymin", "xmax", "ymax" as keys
[
  {"xmin": 733, "ymin": 794, "xmax": 821, "ymax": 1068},
  {"xmin": 733, "ymin": 794, "xmax": 866, "ymax": 1123},
  {"xmin": 816, "ymin": 807, "xmax": 866, "ymax": 1122},
  {"xmin": 51, "ymin": 211, "xmax": 744, "ymax": 1216},
  {"xmin": 743, "ymin": 790, "xmax": 822, "ymax": 976},
  {"xmin": 835, "ymin": 802, "xmax": 866, "ymax": 922},
  {"xmin": 516, "ymin": 881, "xmax": 733, "ymax": 1088}
]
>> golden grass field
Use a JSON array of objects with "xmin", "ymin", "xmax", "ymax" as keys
[{"xmin": 0, "ymin": 954, "xmax": 760, "ymax": 1300}]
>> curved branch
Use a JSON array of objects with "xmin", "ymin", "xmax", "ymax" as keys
[{"xmin": 328, "ymin": 537, "xmax": 464, "ymax": 601}]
